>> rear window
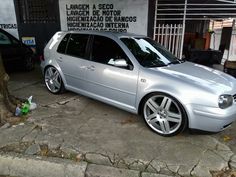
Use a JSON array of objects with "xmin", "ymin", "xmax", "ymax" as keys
[
  {"xmin": 66, "ymin": 34, "xmax": 89, "ymax": 59},
  {"xmin": 57, "ymin": 34, "xmax": 70, "ymax": 54}
]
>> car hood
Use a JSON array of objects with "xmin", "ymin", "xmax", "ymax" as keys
[{"xmin": 150, "ymin": 62, "xmax": 236, "ymax": 94}]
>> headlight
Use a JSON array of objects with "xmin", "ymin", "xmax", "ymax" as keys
[{"xmin": 218, "ymin": 94, "xmax": 233, "ymax": 109}]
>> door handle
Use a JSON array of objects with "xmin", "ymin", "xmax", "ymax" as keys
[
  {"xmin": 87, "ymin": 65, "xmax": 95, "ymax": 71},
  {"xmin": 57, "ymin": 57, "xmax": 63, "ymax": 62}
]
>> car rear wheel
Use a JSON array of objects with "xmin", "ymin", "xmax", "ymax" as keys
[
  {"xmin": 142, "ymin": 93, "xmax": 187, "ymax": 136},
  {"xmin": 44, "ymin": 66, "xmax": 65, "ymax": 94},
  {"xmin": 24, "ymin": 55, "xmax": 35, "ymax": 71}
]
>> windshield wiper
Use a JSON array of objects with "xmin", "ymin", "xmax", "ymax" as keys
[
  {"xmin": 167, "ymin": 60, "xmax": 180, "ymax": 65},
  {"xmin": 167, "ymin": 59, "xmax": 185, "ymax": 66},
  {"xmin": 179, "ymin": 59, "xmax": 186, "ymax": 63}
]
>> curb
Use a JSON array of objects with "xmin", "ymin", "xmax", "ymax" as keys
[{"xmin": 0, "ymin": 153, "xmax": 87, "ymax": 177}]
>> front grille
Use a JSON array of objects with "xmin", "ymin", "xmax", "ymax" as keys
[{"xmin": 233, "ymin": 94, "xmax": 236, "ymax": 102}]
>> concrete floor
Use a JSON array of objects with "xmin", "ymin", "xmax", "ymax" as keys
[{"xmin": 1, "ymin": 65, "xmax": 236, "ymax": 177}]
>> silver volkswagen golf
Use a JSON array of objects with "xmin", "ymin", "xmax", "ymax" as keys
[{"xmin": 41, "ymin": 31, "xmax": 236, "ymax": 136}]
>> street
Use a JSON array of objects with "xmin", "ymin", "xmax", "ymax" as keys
[{"xmin": 0, "ymin": 66, "xmax": 236, "ymax": 177}]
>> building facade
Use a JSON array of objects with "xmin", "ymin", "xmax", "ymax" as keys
[
  {"xmin": 0, "ymin": 0, "xmax": 154, "ymax": 55},
  {"xmin": 0, "ymin": 0, "xmax": 235, "ymax": 61}
]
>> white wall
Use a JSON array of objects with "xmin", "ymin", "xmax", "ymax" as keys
[
  {"xmin": 210, "ymin": 29, "xmax": 221, "ymax": 51},
  {"xmin": 210, "ymin": 29, "xmax": 236, "ymax": 62},
  {"xmin": 59, "ymin": 0, "xmax": 149, "ymax": 35},
  {"xmin": 0, "ymin": 0, "xmax": 18, "ymax": 38},
  {"xmin": 229, "ymin": 30, "xmax": 236, "ymax": 61}
]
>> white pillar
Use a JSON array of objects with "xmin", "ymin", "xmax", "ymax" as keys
[
  {"xmin": 153, "ymin": 0, "xmax": 158, "ymax": 40},
  {"xmin": 180, "ymin": 0, "xmax": 187, "ymax": 59},
  {"xmin": 228, "ymin": 19, "xmax": 235, "ymax": 61}
]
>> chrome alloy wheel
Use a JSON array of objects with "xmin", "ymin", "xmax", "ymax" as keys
[
  {"xmin": 143, "ymin": 95, "xmax": 183, "ymax": 136},
  {"xmin": 24, "ymin": 55, "xmax": 34, "ymax": 71},
  {"xmin": 45, "ymin": 67, "xmax": 62, "ymax": 93}
]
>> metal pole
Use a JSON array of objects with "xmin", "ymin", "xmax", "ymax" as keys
[
  {"xmin": 227, "ymin": 19, "xmax": 236, "ymax": 61},
  {"xmin": 155, "ymin": 18, "xmax": 236, "ymax": 21},
  {"xmin": 153, "ymin": 0, "xmax": 158, "ymax": 40},
  {"xmin": 157, "ymin": 13, "xmax": 236, "ymax": 16},
  {"xmin": 180, "ymin": 0, "xmax": 187, "ymax": 59},
  {"xmin": 157, "ymin": 3, "xmax": 236, "ymax": 6},
  {"xmin": 216, "ymin": 0, "xmax": 236, "ymax": 3},
  {"xmin": 157, "ymin": 7, "xmax": 236, "ymax": 11}
]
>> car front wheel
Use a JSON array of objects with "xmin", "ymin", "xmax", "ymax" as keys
[
  {"xmin": 142, "ymin": 93, "xmax": 187, "ymax": 136},
  {"xmin": 44, "ymin": 66, "xmax": 65, "ymax": 94}
]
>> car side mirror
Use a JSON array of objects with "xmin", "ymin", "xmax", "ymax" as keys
[{"xmin": 108, "ymin": 58, "xmax": 128, "ymax": 67}]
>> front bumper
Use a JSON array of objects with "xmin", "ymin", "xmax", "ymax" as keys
[{"xmin": 186, "ymin": 103, "xmax": 236, "ymax": 132}]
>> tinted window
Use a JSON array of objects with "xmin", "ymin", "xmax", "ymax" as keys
[
  {"xmin": 57, "ymin": 34, "xmax": 70, "ymax": 54},
  {"xmin": 12, "ymin": 39, "xmax": 19, "ymax": 45},
  {"xmin": 121, "ymin": 37, "xmax": 181, "ymax": 68},
  {"xmin": 92, "ymin": 35, "xmax": 132, "ymax": 69},
  {"xmin": 66, "ymin": 34, "xmax": 89, "ymax": 58},
  {"xmin": 0, "ymin": 32, "xmax": 11, "ymax": 45}
]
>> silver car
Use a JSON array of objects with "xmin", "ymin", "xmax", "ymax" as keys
[{"xmin": 41, "ymin": 31, "xmax": 236, "ymax": 136}]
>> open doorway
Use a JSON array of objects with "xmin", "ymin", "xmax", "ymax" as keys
[
  {"xmin": 153, "ymin": 0, "xmax": 236, "ymax": 67},
  {"xmin": 14, "ymin": 0, "xmax": 61, "ymax": 56}
]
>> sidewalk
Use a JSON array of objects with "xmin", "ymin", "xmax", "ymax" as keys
[{"xmin": 0, "ymin": 66, "xmax": 235, "ymax": 177}]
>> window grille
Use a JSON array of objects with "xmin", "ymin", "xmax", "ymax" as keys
[{"xmin": 17, "ymin": 0, "xmax": 57, "ymax": 24}]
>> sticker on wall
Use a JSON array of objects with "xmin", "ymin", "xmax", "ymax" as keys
[
  {"xmin": 22, "ymin": 37, "xmax": 36, "ymax": 46},
  {"xmin": 22, "ymin": 37, "xmax": 36, "ymax": 53}
]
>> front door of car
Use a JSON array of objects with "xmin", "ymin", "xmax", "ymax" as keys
[
  {"xmin": 86, "ymin": 35, "xmax": 139, "ymax": 109},
  {"xmin": 56, "ymin": 33, "xmax": 90, "ymax": 90}
]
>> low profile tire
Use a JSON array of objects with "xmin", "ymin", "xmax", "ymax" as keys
[
  {"xmin": 142, "ymin": 92, "xmax": 187, "ymax": 137},
  {"xmin": 44, "ymin": 66, "xmax": 65, "ymax": 94}
]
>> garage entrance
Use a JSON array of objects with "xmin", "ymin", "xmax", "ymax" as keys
[
  {"xmin": 14, "ymin": 0, "xmax": 61, "ymax": 55},
  {"xmin": 153, "ymin": 0, "xmax": 236, "ymax": 64}
]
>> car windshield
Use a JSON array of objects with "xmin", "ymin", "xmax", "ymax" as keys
[{"xmin": 120, "ymin": 37, "xmax": 181, "ymax": 67}]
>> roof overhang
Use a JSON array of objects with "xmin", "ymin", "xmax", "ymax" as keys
[{"xmin": 156, "ymin": 0, "xmax": 236, "ymax": 21}]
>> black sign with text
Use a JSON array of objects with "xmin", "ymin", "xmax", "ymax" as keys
[{"xmin": 66, "ymin": 3, "xmax": 137, "ymax": 32}]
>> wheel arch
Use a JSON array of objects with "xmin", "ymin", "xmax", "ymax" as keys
[
  {"xmin": 43, "ymin": 65, "xmax": 66, "ymax": 94},
  {"xmin": 44, "ymin": 64, "xmax": 53, "ymax": 74},
  {"xmin": 43, "ymin": 64, "xmax": 67, "ymax": 87}
]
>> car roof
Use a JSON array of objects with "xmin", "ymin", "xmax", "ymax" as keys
[{"xmin": 61, "ymin": 30, "xmax": 147, "ymax": 39}]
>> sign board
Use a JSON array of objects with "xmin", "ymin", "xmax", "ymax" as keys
[
  {"xmin": 0, "ymin": 0, "xmax": 18, "ymax": 38},
  {"xmin": 22, "ymin": 37, "xmax": 36, "ymax": 46},
  {"xmin": 59, "ymin": 0, "xmax": 148, "ymax": 35},
  {"xmin": 22, "ymin": 37, "xmax": 37, "ymax": 54}
]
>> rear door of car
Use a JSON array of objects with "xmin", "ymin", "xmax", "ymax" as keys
[
  {"xmin": 0, "ymin": 30, "xmax": 23, "ymax": 64},
  {"xmin": 56, "ymin": 33, "xmax": 90, "ymax": 90},
  {"xmin": 86, "ymin": 35, "xmax": 139, "ymax": 109}
]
